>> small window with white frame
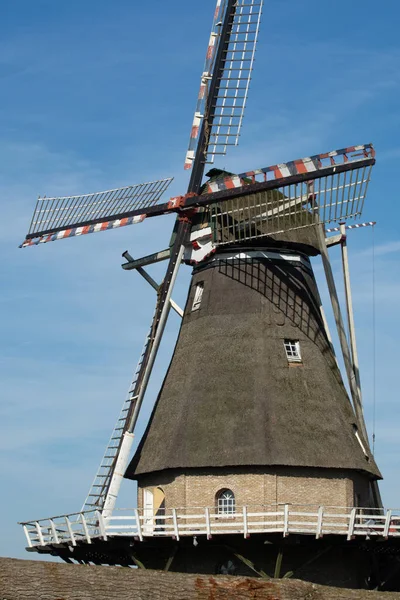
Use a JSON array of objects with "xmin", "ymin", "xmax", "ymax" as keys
[
  {"xmin": 284, "ymin": 339, "xmax": 302, "ymax": 363},
  {"xmin": 216, "ymin": 489, "xmax": 235, "ymax": 517},
  {"xmin": 192, "ymin": 282, "xmax": 204, "ymax": 311}
]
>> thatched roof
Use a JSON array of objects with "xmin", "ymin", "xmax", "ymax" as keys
[{"xmin": 126, "ymin": 253, "xmax": 380, "ymax": 480}]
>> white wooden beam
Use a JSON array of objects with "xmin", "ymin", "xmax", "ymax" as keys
[{"xmin": 317, "ymin": 224, "xmax": 369, "ymax": 443}]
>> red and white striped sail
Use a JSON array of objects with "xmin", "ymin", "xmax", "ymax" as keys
[
  {"xmin": 185, "ymin": 0, "xmax": 263, "ymax": 170},
  {"xmin": 20, "ymin": 178, "xmax": 173, "ymax": 247}
]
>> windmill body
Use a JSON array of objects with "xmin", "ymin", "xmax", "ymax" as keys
[
  {"xmin": 126, "ymin": 226, "xmax": 380, "ymax": 513},
  {"xmin": 123, "ymin": 172, "xmax": 382, "ymax": 550},
  {"xmin": 17, "ymin": 0, "xmax": 400, "ymax": 590}
]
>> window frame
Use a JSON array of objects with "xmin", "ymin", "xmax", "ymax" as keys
[
  {"xmin": 216, "ymin": 488, "xmax": 236, "ymax": 518},
  {"xmin": 191, "ymin": 281, "xmax": 204, "ymax": 311},
  {"xmin": 284, "ymin": 339, "xmax": 302, "ymax": 363}
]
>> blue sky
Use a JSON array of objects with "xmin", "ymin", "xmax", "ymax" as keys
[{"xmin": 1, "ymin": 0, "xmax": 399, "ymax": 559}]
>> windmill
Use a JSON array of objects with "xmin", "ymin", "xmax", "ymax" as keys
[{"xmin": 19, "ymin": 0, "xmax": 393, "ymax": 585}]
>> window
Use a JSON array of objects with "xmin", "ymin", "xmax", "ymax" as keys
[
  {"xmin": 192, "ymin": 282, "xmax": 204, "ymax": 311},
  {"xmin": 284, "ymin": 339, "xmax": 301, "ymax": 362},
  {"xmin": 216, "ymin": 489, "xmax": 235, "ymax": 516}
]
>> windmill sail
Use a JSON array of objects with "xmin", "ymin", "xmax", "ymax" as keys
[
  {"xmin": 185, "ymin": 0, "xmax": 263, "ymax": 170},
  {"xmin": 21, "ymin": 177, "xmax": 173, "ymax": 246}
]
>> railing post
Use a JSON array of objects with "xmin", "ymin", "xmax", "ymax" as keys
[
  {"xmin": 383, "ymin": 509, "xmax": 392, "ymax": 538},
  {"xmin": 316, "ymin": 506, "xmax": 324, "ymax": 539},
  {"xmin": 172, "ymin": 508, "xmax": 180, "ymax": 541},
  {"xmin": 283, "ymin": 504, "xmax": 289, "ymax": 537},
  {"xmin": 80, "ymin": 513, "xmax": 92, "ymax": 544},
  {"xmin": 23, "ymin": 525, "xmax": 33, "ymax": 548},
  {"xmin": 96, "ymin": 511, "xmax": 108, "ymax": 541},
  {"xmin": 205, "ymin": 507, "xmax": 212, "ymax": 540},
  {"xmin": 50, "ymin": 520, "xmax": 60, "ymax": 544},
  {"xmin": 65, "ymin": 517, "xmax": 76, "ymax": 547},
  {"xmin": 243, "ymin": 506, "xmax": 249, "ymax": 539},
  {"xmin": 35, "ymin": 522, "xmax": 45, "ymax": 546},
  {"xmin": 135, "ymin": 508, "xmax": 143, "ymax": 542},
  {"xmin": 347, "ymin": 507, "xmax": 357, "ymax": 540}
]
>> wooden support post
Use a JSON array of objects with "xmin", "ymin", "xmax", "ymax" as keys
[
  {"xmin": 23, "ymin": 525, "xmax": 32, "ymax": 548},
  {"xmin": 129, "ymin": 553, "xmax": 146, "ymax": 570},
  {"xmin": 164, "ymin": 546, "xmax": 178, "ymax": 572},
  {"xmin": 316, "ymin": 506, "xmax": 324, "ymax": 540},
  {"xmin": 65, "ymin": 517, "xmax": 76, "ymax": 547},
  {"xmin": 383, "ymin": 509, "xmax": 392, "ymax": 538},
  {"xmin": 339, "ymin": 223, "xmax": 362, "ymax": 406},
  {"xmin": 347, "ymin": 507, "xmax": 357, "ymax": 540},
  {"xmin": 35, "ymin": 522, "xmax": 45, "ymax": 546},
  {"xmin": 79, "ymin": 514, "xmax": 91, "ymax": 544},
  {"xmin": 205, "ymin": 507, "xmax": 212, "ymax": 540},
  {"xmin": 243, "ymin": 506, "xmax": 249, "ymax": 539},
  {"xmin": 50, "ymin": 520, "xmax": 60, "ymax": 544},
  {"xmin": 317, "ymin": 224, "xmax": 369, "ymax": 443},
  {"xmin": 172, "ymin": 508, "xmax": 180, "ymax": 541},
  {"xmin": 283, "ymin": 505, "xmax": 289, "ymax": 538},
  {"xmin": 135, "ymin": 508, "xmax": 143, "ymax": 542}
]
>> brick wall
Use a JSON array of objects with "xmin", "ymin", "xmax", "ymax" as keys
[{"xmin": 136, "ymin": 466, "xmax": 374, "ymax": 510}]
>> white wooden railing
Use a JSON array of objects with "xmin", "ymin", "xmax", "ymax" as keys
[{"xmin": 20, "ymin": 505, "xmax": 400, "ymax": 549}]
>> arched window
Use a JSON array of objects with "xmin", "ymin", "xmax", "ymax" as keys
[{"xmin": 216, "ymin": 489, "xmax": 235, "ymax": 516}]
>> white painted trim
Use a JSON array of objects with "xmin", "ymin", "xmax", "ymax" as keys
[
  {"xmin": 316, "ymin": 506, "xmax": 324, "ymax": 539},
  {"xmin": 23, "ymin": 504, "xmax": 400, "ymax": 548},
  {"xmin": 80, "ymin": 514, "xmax": 91, "ymax": 544},
  {"xmin": 23, "ymin": 525, "xmax": 32, "ymax": 548},
  {"xmin": 65, "ymin": 517, "xmax": 76, "ymax": 547},
  {"xmin": 243, "ymin": 506, "xmax": 248, "ymax": 538},
  {"xmin": 135, "ymin": 508, "xmax": 143, "ymax": 542},
  {"xmin": 172, "ymin": 508, "xmax": 180, "ymax": 541},
  {"xmin": 347, "ymin": 508, "xmax": 357, "ymax": 540},
  {"xmin": 50, "ymin": 520, "xmax": 60, "ymax": 544},
  {"xmin": 208, "ymin": 250, "xmax": 311, "ymax": 268},
  {"xmin": 283, "ymin": 504, "xmax": 289, "ymax": 537},
  {"xmin": 383, "ymin": 510, "xmax": 392, "ymax": 538},
  {"xmin": 205, "ymin": 507, "xmax": 211, "ymax": 539}
]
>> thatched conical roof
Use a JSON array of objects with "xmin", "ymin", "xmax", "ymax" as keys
[{"xmin": 126, "ymin": 249, "xmax": 380, "ymax": 480}]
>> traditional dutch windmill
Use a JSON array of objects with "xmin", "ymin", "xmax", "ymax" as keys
[{"xmin": 20, "ymin": 0, "xmax": 392, "ymax": 582}]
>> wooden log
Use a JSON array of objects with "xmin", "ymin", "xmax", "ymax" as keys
[{"xmin": 1, "ymin": 557, "xmax": 400, "ymax": 599}]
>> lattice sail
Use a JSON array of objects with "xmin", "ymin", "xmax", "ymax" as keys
[
  {"xmin": 185, "ymin": 0, "xmax": 263, "ymax": 170},
  {"xmin": 21, "ymin": 177, "xmax": 173, "ymax": 247},
  {"xmin": 202, "ymin": 144, "xmax": 376, "ymax": 245}
]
